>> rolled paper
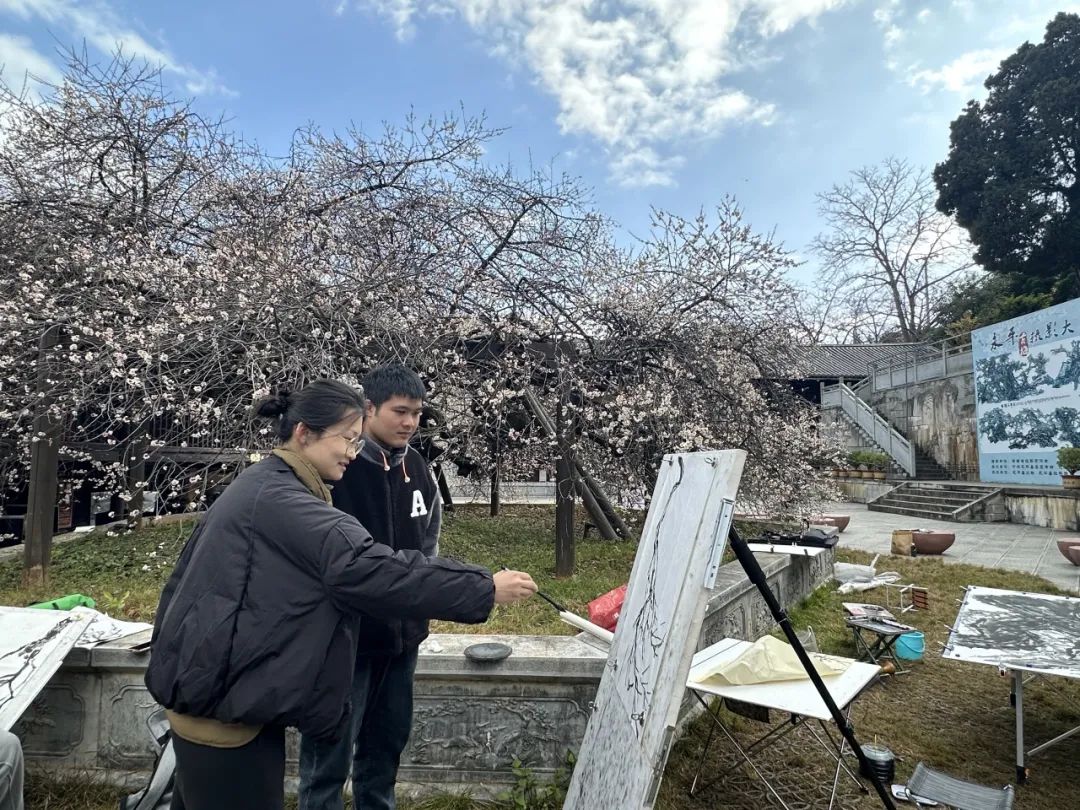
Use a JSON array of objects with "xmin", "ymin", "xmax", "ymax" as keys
[{"xmin": 559, "ymin": 610, "xmax": 615, "ymax": 644}]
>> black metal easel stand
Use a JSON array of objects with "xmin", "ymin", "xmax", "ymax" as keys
[{"xmin": 728, "ymin": 526, "xmax": 897, "ymax": 810}]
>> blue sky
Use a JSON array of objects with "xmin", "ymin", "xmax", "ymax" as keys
[{"xmin": 0, "ymin": 0, "xmax": 1076, "ymax": 280}]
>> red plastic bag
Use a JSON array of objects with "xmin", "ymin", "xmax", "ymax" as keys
[{"xmin": 588, "ymin": 584, "xmax": 627, "ymax": 632}]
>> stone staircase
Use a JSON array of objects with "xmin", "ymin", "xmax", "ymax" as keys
[
  {"xmin": 914, "ymin": 447, "xmax": 950, "ymax": 480},
  {"xmin": 821, "ymin": 383, "xmax": 915, "ymax": 477},
  {"xmin": 824, "ymin": 384, "xmax": 959, "ymax": 482},
  {"xmin": 868, "ymin": 481, "xmax": 1007, "ymax": 522}
]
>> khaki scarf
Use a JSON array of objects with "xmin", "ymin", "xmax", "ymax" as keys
[{"xmin": 272, "ymin": 448, "xmax": 333, "ymax": 504}]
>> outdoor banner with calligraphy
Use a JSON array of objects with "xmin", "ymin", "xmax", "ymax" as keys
[{"xmin": 972, "ymin": 298, "xmax": 1080, "ymax": 484}]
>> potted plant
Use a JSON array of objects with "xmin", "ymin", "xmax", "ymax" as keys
[
  {"xmin": 1058, "ymin": 447, "xmax": 1080, "ymax": 489},
  {"xmin": 840, "ymin": 451, "xmax": 857, "ymax": 479},
  {"xmin": 858, "ymin": 454, "xmax": 874, "ymax": 479},
  {"xmin": 842, "ymin": 450, "xmax": 888, "ymax": 479},
  {"xmin": 845, "ymin": 451, "xmax": 864, "ymax": 478},
  {"xmin": 866, "ymin": 451, "xmax": 889, "ymax": 480}
]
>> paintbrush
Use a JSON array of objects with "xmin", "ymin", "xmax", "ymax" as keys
[{"xmin": 501, "ymin": 566, "xmax": 614, "ymax": 644}]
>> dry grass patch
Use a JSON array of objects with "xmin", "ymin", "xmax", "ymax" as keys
[{"xmin": 655, "ymin": 548, "xmax": 1079, "ymax": 809}]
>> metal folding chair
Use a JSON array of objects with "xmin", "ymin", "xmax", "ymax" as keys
[
  {"xmin": 846, "ymin": 616, "xmax": 913, "ymax": 674},
  {"xmin": 904, "ymin": 762, "xmax": 1015, "ymax": 810}
]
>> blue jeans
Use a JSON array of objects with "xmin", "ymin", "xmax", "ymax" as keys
[
  {"xmin": 298, "ymin": 647, "xmax": 419, "ymax": 810},
  {"xmin": 0, "ymin": 730, "xmax": 23, "ymax": 810}
]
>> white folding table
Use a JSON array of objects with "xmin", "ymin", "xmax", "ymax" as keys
[
  {"xmin": 943, "ymin": 585, "xmax": 1080, "ymax": 783},
  {"xmin": 685, "ymin": 637, "xmax": 881, "ymax": 809}
]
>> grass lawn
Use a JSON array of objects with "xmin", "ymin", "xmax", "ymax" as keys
[
  {"xmin": 0, "ymin": 505, "xmax": 641, "ymax": 633},
  {"xmin": 5, "ymin": 509, "xmax": 1079, "ymax": 808}
]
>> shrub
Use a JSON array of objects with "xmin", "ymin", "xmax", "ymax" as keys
[
  {"xmin": 1057, "ymin": 447, "xmax": 1080, "ymax": 475},
  {"xmin": 848, "ymin": 450, "xmax": 889, "ymax": 470}
]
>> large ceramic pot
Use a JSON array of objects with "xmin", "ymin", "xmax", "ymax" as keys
[
  {"xmin": 912, "ymin": 530, "xmax": 955, "ymax": 555},
  {"xmin": 1056, "ymin": 538, "xmax": 1080, "ymax": 562},
  {"xmin": 1068, "ymin": 546, "xmax": 1080, "ymax": 567}
]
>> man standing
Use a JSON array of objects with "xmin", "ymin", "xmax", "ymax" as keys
[
  {"xmin": 0, "ymin": 730, "xmax": 23, "ymax": 810},
  {"xmin": 297, "ymin": 363, "xmax": 443, "ymax": 810}
]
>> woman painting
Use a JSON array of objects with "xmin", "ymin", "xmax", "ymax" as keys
[{"xmin": 146, "ymin": 379, "xmax": 536, "ymax": 809}]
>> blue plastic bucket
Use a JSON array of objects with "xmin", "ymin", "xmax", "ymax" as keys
[{"xmin": 895, "ymin": 631, "xmax": 925, "ymax": 661}]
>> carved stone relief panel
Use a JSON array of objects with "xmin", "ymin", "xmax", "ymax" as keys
[
  {"xmin": 99, "ymin": 678, "xmax": 160, "ymax": 767},
  {"xmin": 12, "ymin": 684, "xmax": 85, "ymax": 758},
  {"xmin": 406, "ymin": 693, "xmax": 589, "ymax": 773}
]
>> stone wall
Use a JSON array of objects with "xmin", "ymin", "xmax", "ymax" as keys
[
  {"xmin": 834, "ymin": 479, "xmax": 896, "ymax": 504},
  {"xmin": 1003, "ymin": 487, "xmax": 1080, "ymax": 531},
  {"xmin": 17, "ymin": 549, "xmax": 834, "ymax": 796},
  {"xmin": 866, "ymin": 375, "xmax": 978, "ymax": 479}
]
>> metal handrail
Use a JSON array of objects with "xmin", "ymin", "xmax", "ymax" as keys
[
  {"xmin": 821, "ymin": 382, "xmax": 916, "ymax": 476},
  {"xmin": 867, "ymin": 334, "xmax": 972, "ymax": 392}
]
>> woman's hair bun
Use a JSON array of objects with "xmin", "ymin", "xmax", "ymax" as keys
[{"xmin": 255, "ymin": 388, "xmax": 291, "ymax": 419}]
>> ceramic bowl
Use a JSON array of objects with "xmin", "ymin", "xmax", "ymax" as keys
[
  {"xmin": 912, "ymin": 530, "xmax": 955, "ymax": 555},
  {"xmin": 811, "ymin": 514, "xmax": 851, "ymax": 532},
  {"xmin": 1056, "ymin": 538, "xmax": 1080, "ymax": 562}
]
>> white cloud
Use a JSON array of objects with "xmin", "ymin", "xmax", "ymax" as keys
[
  {"xmin": 878, "ymin": 1, "xmax": 1076, "ymax": 98},
  {"xmin": 356, "ymin": 0, "xmax": 421, "ymax": 39},
  {"xmin": 357, "ymin": 0, "xmax": 851, "ymax": 187},
  {"xmin": 873, "ymin": 0, "xmax": 905, "ymax": 51},
  {"xmin": 893, "ymin": 0, "xmax": 1080, "ymax": 98},
  {"xmin": 0, "ymin": 31, "xmax": 62, "ymax": 87},
  {"xmin": 950, "ymin": 0, "xmax": 974, "ymax": 20},
  {"xmin": 0, "ymin": 33, "xmax": 61, "ymax": 140},
  {"xmin": 906, "ymin": 47, "xmax": 1007, "ymax": 94},
  {"xmin": 0, "ymin": 0, "xmax": 235, "ymax": 96}
]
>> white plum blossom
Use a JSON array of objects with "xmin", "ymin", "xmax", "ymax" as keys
[{"xmin": 0, "ymin": 51, "xmax": 838, "ymax": 531}]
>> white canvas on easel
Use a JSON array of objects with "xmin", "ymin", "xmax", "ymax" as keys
[
  {"xmin": 0, "ymin": 606, "xmax": 91, "ymax": 731},
  {"xmin": 564, "ymin": 450, "xmax": 746, "ymax": 809}
]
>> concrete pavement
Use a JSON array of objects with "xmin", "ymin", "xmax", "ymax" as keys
[{"xmin": 824, "ymin": 502, "xmax": 1080, "ymax": 594}]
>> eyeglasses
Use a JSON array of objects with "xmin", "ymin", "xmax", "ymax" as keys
[{"xmin": 327, "ymin": 432, "xmax": 365, "ymax": 456}]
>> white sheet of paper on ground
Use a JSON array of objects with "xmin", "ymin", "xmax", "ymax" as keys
[
  {"xmin": 69, "ymin": 606, "xmax": 153, "ymax": 648},
  {"xmin": 696, "ymin": 635, "xmax": 850, "ymax": 686},
  {"xmin": 0, "ymin": 606, "xmax": 92, "ymax": 731}
]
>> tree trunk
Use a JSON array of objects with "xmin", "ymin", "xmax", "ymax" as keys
[
  {"xmin": 555, "ymin": 451, "xmax": 575, "ymax": 577},
  {"xmin": 574, "ymin": 461, "xmax": 633, "ymax": 539},
  {"xmin": 433, "ymin": 463, "xmax": 454, "ymax": 514},
  {"xmin": 555, "ymin": 393, "xmax": 575, "ymax": 576},
  {"xmin": 125, "ymin": 431, "xmax": 149, "ymax": 528},
  {"xmin": 573, "ymin": 470, "xmax": 618, "ymax": 542},
  {"xmin": 490, "ymin": 464, "xmax": 500, "ymax": 517},
  {"xmin": 23, "ymin": 325, "xmax": 62, "ymax": 587}
]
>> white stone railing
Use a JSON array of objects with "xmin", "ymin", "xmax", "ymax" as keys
[{"xmin": 822, "ymin": 382, "xmax": 916, "ymax": 477}]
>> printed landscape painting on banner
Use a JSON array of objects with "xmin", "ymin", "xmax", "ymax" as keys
[{"xmin": 971, "ymin": 297, "xmax": 1080, "ymax": 484}]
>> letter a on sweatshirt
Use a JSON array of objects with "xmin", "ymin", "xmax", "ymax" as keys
[{"xmin": 411, "ymin": 490, "xmax": 428, "ymax": 518}]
